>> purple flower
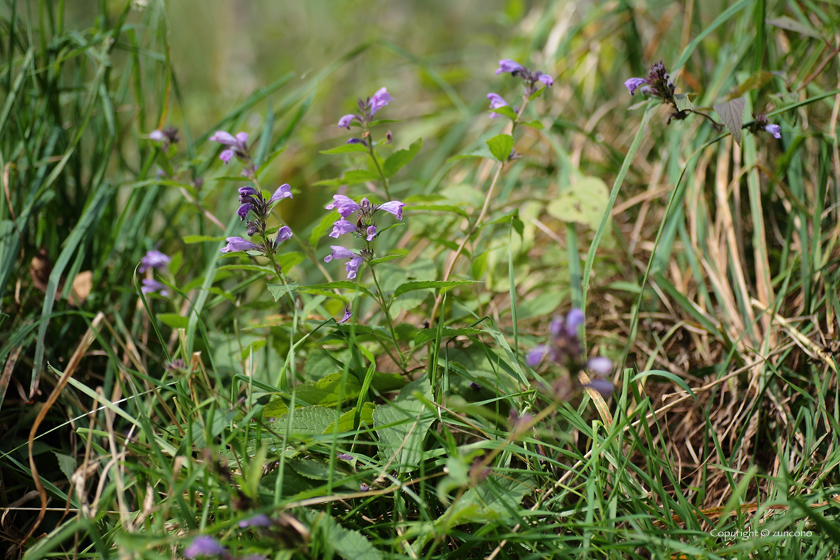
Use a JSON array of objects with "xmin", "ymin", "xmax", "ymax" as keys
[
  {"xmin": 238, "ymin": 513, "xmax": 271, "ymax": 528},
  {"xmin": 141, "ymin": 278, "xmax": 169, "ymax": 297},
  {"xmin": 220, "ymin": 237, "xmax": 259, "ymax": 253},
  {"xmin": 338, "ymin": 114, "xmax": 358, "ymax": 129},
  {"xmin": 526, "ymin": 344, "xmax": 549, "ymax": 368},
  {"xmin": 586, "ymin": 356, "xmax": 613, "ymax": 376},
  {"xmin": 219, "ymin": 149, "xmax": 234, "ymax": 164},
  {"xmin": 325, "ymin": 195, "xmax": 361, "ymax": 219},
  {"xmin": 268, "ymin": 183, "xmax": 293, "ymax": 204},
  {"xmin": 324, "ymin": 246, "xmax": 363, "ymax": 280},
  {"xmin": 237, "ymin": 204, "xmax": 253, "ymax": 221},
  {"xmin": 487, "ymin": 93, "xmax": 509, "ymax": 119},
  {"xmin": 378, "ymin": 201, "xmax": 404, "ymax": 220},
  {"xmin": 238, "ymin": 186, "xmax": 258, "ymax": 201},
  {"xmin": 365, "ymin": 225, "xmax": 377, "ymax": 241},
  {"xmin": 184, "ymin": 536, "xmax": 226, "ymax": 558},
  {"xmin": 346, "ymin": 138, "xmax": 367, "ymax": 145},
  {"xmin": 337, "ymin": 453, "xmax": 353, "ymax": 461},
  {"xmin": 273, "ymin": 226, "xmax": 293, "ymax": 247},
  {"xmin": 583, "ymin": 378, "xmax": 614, "ymax": 397},
  {"xmin": 565, "ymin": 308, "xmax": 585, "ymax": 336},
  {"xmin": 369, "ymin": 87, "xmax": 393, "ymax": 116},
  {"xmin": 338, "ymin": 307, "xmax": 352, "ymax": 324},
  {"xmin": 330, "ymin": 219, "xmax": 357, "ymax": 239},
  {"xmin": 148, "ymin": 130, "xmax": 165, "ymax": 142},
  {"xmin": 139, "ymin": 249, "xmax": 170, "ymax": 273},
  {"xmin": 468, "ymin": 381, "xmax": 481, "ymax": 391},
  {"xmin": 538, "ymin": 74, "xmax": 554, "ymax": 87},
  {"xmin": 496, "ymin": 59, "xmax": 524, "ymax": 75},
  {"xmin": 210, "ymin": 130, "xmax": 249, "ymax": 164},
  {"xmin": 360, "ymin": 483, "xmax": 370, "ymax": 492},
  {"xmin": 765, "ymin": 124, "xmax": 781, "ymax": 139},
  {"xmin": 624, "ymin": 77, "xmax": 648, "ymax": 96}
]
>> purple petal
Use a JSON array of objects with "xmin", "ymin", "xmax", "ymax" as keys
[
  {"xmin": 209, "ymin": 131, "xmax": 236, "ymax": 145},
  {"xmin": 238, "ymin": 513, "xmax": 271, "ymax": 528},
  {"xmin": 565, "ymin": 308, "xmax": 585, "ymax": 336},
  {"xmin": 526, "ymin": 345, "xmax": 549, "ymax": 368},
  {"xmin": 148, "ymin": 130, "xmax": 165, "ymax": 142},
  {"xmin": 338, "ymin": 307, "xmax": 352, "ymax": 324},
  {"xmin": 329, "ymin": 219, "xmax": 357, "ymax": 238},
  {"xmin": 369, "ymin": 87, "xmax": 393, "ymax": 116},
  {"xmin": 496, "ymin": 59, "xmax": 523, "ymax": 74},
  {"xmin": 268, "ymin": 183, "xmax": 293, "ymax": 204},
  {"xmin": 346, "ymin": 255, "xmax": 363, "ymax": 279},
  {"xmin": 235, "ymin": 132, "xmax": 249, "ymax": 146},
  {"xmin": 141, "ymin": 278, "xmax": 169, "ymax": 297},
  {"xmin": 275, "ymin": 226, "xmax": 293, "ymax": 244},
  {"xmin": 360, "ymin": 483, "xmax": 370, "ymax": 492},
  {"xmin": 337, "ymin": 452, "xmax": 353, "ymax": 460},
  {"xmin": 338, "ymin": 114, "xmax": 357, "ymax": 129},
  {"xmin": 538, "ymin": 74, "xmax": 554, "ymax": 87},
  {"xmin": 624, "ymin": 77, "xmax": 648, "ymax": 96},
  {"xmin": 324, "ymin": 245, "xmax": 356, "ymax": 263},
  {"xmin": 586, "ymin": 356, "xmax": 613, "ymax": 376},
  {"xmin": 765, "ymin": 124, "xmax": 781, "ymax": 139},
  {"xmin": 583, "ymin": 378, "xmax": 614, "ymax": 397},
  {"xmin": 237, "ymin": 203, "xmax": 252, "ymax": 221},
  {"xmin": 346, "ymin": 138, "xmax": 367, "ymax": 145},
  {"xmin": 366, "ymin": 225, "xmax": 377, "ymax": 241},
  {"xmin": 378, "ymin": 200, "xmax": 405, "ymax": 220},
  {"xmin": 549, "ymin": 316, "xmax": 564, "ymax": 337},
  {"xmin": 184, "ymin": 536, "xmax": 226, "ymax": 558},
  {"xmin": 326, "ymin": 195, "xmax": 361, "ymax": 218},
  {"xmin": 219, "ymin": 149, "xmax": 235, "ymax": 164},
  {"xmin": 139, "ymin": 249, "xmax": 170, "ymax": 273},
  {"xmin": 220, "ymin": 237, "xmax": 258, "ymax": 253},
  {"xmin": 238, "ymin": 186, "xmax": 258, "ymax": 197}
]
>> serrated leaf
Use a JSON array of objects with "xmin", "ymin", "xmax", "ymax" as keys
[
  {"xmin": 546, "ymin": 177, "xmax": 609, "ymax": 230},
  {"xmin": 713, "ymin": 97, "xmax": 746, "ymax": 145},
  {"xmin": 267, "ymin": 283, "xmax": 298, "ymax": 301},
  {"xmin": 383, "ymin": 137, "xmax": 422, "ymax": 178},
  {"xmin": 415, "ymin": 327, "xmax": 483, "ymax": 346},
  {"xmin": 673, "ymin": 93, "xmax": 694, "ymax": 112},
  {"xmin": 157, "ymin": 313, "xmax": 190, "ymax": 329},
  {"xmin": 766, "ymin": 16, "xmax": 822, "ymax": 39},
  {"xmin": 393, "ymin": 280, "xmax": 479, "ymax": 298},
  {"xmin": 373, "ymin": 377, "xmax": 434, "ymax": 472},
  {"xmin": 320, "ymin": 143, "xmax": 370, "ymax": 155},
  {"xmin": 313, "ymin": 169, "xmax": 380, "ymax": 187},
  {"xmin": 53, "ymin": 452, "xmax": 75, "ymax": 482},
  {"xmin": 486, "ymin": 133, "xmax": 514, "ymax": 162},
  {"xmin": 324, "ymin": 401, "xmax": 375, "ymax": 433},
  {"xmin": 490, "ymin": 106, "xmax": 518, "ymax": 121},
  {"xmin": 267, "ymin": 406, "xmax": 337, "ymax": 435}
]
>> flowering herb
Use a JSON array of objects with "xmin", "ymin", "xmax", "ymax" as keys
[
  {"xmin": 141, "ymin": 278, "xmax": 169, "ymax": 297},
  {"xmin": 486, "ymin": 93, "xmax": 511, "ymax": 119},
  {"xmin": 325, "ymin": 195, "xmax": 404, "ymax": 241},
  {"xmin": 495, "ymin": 59, "xmax": 554, "ymax": 95},
  {"xmin": 743, "ymin": 112, "xmax": 782, "ymax": 139},
  {"xmin": 527, "ymin": 308, "xmax": 614, "ymax": 398},
  {"xmin": 210, "ymin": 130, "xmax": 256, "ymax": 177},
  {"xmin": 184, "ymin": 536, "xmax": 227, "ymax": 558},
  {"xmin": 324, "ymin": 246, "xmax": 367, "ymax": 280},
  {"xmin": 139, "ymin": 249, "xmax": 170, "ymax": 273},
  {"xmin": 338, "ymin": 87, "xmax": 393, "ymax": 130}
]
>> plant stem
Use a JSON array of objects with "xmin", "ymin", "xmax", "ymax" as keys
[
  {"xmin": 367, "ymin": 133, "xmax": 392, "ymax": 199},
  {"xmin": 369, "ymin": 264, "xmax": 404, "ymax": 369}
]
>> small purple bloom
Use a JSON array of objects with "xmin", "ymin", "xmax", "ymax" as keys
[
  {"xmin": 238, "ymin": 513, "xmax": 271, "ymax": 528},
  {"xmin": 141, "ymin": 278, "xmax": 169, "ymax": 297},
  {"xmin": 325, "ymin": 195, "xmax": 361, "ymax": 218},
  {"xmin": 378, "ymin": 200, "xmax": 405, "ymax": 220},
  {"xmin": 237, "ymin": 203, "xmax": 253, "ymax": 221},
  {"xmin": 238, "ymin": 186, "xmax": 258, "ymax": 200},
  {"xmin": 219, "ymin": 149, "xmax": 235, "ymax": 164},
  {"xmin": 526, "ymin": 344, "xmax": 549, "ymax": 368},
  {"xmin": 184, "ymin": 536, "xmax": 226, "ymax": 558},
  {"xmin": 338, "ymin": 307, "xmax": 352, "ymax": 324},
  {"xmin": 346, "ymin": 138, "xmax": 367, "ymax": 145},
  {"xmin": 337, "ymin": 453, "xmax": 353, "ymax": 461},
  {"xmin": 369, "ymin": 87, "xmax": 393, "ymax": 115},
  {"xmin": 624, "ymin": 77, "xmax": 648, "ymax": 96},
  {"xmin": 330, "ymin": 219, "xmax": 357, "ymax": 238},
  {"xmin": 139, "ymin": 249, "xmax": 170, "ymax": 273},
  {"xmin": 148, "ymin": 130, "xmax": 165, "ymax": 142},
  {"xmin": 538, "ymin": 74, "xmax": 554, "ymax": 87},
  {"xmin": 583, "ymin": 378, "xmax": 614, "ymax": 397},
  {"xmin": 220, "ymin": 237, "xmax": 259, "ymax": 253},
  {"xmin": 496, "ymin": 59, "xmax": 523, "ymax": 75},
  {"xmin": 765, "ymin": 124, "xmax": 781, "ymax": 139},
  {"xmin": 365, "ymin": 225, "xmax": 377, "ymax": 241},
  {"xmin": 360, "ymin": 483, "xmax": 370, "ymax": 492},
  {"xmin": 209, "ymin": 131, "xmax": 236, "ymax": 145},
  {"xmin": 268, "ymin": 183, "xmax": 293, "ymax": 204},
  {"xmin": 487, "ymin": 93, "xmax": 509, "ymax": 119},
  {"xmin": 468, "ymin": 381, "xmax": 481, "ymax": 391},
  {"xmin": 338, "ymin": 114, "xmax": 357, "ymax": 129},
  {"xmin": 324, "ymin": 246, "xmax": 363, "ymax": 280},
  {"xmin": 565, "ymin": 309, "xmax": 585, "ymax": 336},
  {"xmin": 274, "ymin": 226, "xmax": 293, "ymax": 245},
  {"xmin": 210, "ymin": 130, "xmax": 249, "ymax": 164},
  {"xmin": 586, "ymin": 356, "xmax": 613, "ymax": 376}
]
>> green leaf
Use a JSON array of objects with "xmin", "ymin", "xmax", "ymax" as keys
[
  {"xmin": 267, "ymin": 283, "xmax": 298, "ymax": 301},
  {"xmin": 309, "ymin": 211, "xmax": 338, "ymax": 248},
  {"xmin": 383, "ymin": 138, "xmax": 422, "ymax": 178},
  {"xmin": 546, "ymin": 177, "xmax": 609, "ymax": 230},
  {"xmin": 240, "ymin": 339, "xmax": 266, "ymax": 359},
  {"xmin": 216, "ymin": 264, "xmax": 274, "ymax": 275},
  {"xmin": 183, "ymin": 235, "xmax": 226, "ymax": 244},
  {"xmin": 263, "ymin": 373, "xmax": 364, "ymax": 416},
  {"xmin": 53, "ymin": 452, "xmax": 75, "ymax": 482},
  {"xmin": 447, "ymin": 145, "xmax": 495, "ymax": 162},
  {"xmin": 267, "ymin": 406, "xmax": 337, "ymax": 435},
  {"xmin": 298, "ymin": 281, "xmax": 376, "ymax": 298},
  {"xmin": 303, "ymin": 511, "xmax": 383, "ymax": 560},
  {"xmin": 275, "ymin": 252, "xmax": 306, "ymax": 273},
  {"xmin": 255, "ymin": 146, "xmax": 288, "ymax": 179},
  {"xmin": 369, "ymin": 254, "xmax": 405, "ymax": 265},
  {"xmin": 314, "ymin": 170, "xmax": 381, "ymax": 187},
  {"xmin": 320, "ymin": 143, "xmax": 370, "ymax": 155},
  {"xmin": 490, "ymin": 106, "xmax": 518, "ymax": 121},
  {"xmin": 713, "ymin": 97, "xmax": 746, "ymax": 145},
  {"xmin": 673, "ymin": 93, "xmax": 694, "ymax": 112},
  {"xmin": 157, "ymin": 313, "xmax": 190, "ymax": 329},
  {"xmin": 766, "ymin": 16, "xmax": 822, "ymax": 39},
  {"xmin": 324, "ymin": 401, "xmax": 375, "ymax": 433},
  {"xmin": 409, "ymin": 204, "xmax": 469, "ymax": 219},
  {"xmin": 373, "ymin": 377, "xmax": 434, "ymax": 472},
  {"xmin": 455, "ymin": 474, "xmax": 534, "ymax": 520},
  {"xmin": 393, "ymin": 280, "xmax": 478, "ymax": 298},
  {"xmin": 486, "ymin": 133, "xmax": 514, "ymax": 162},
  {"xmin": 520, "ymin": 119, "xmax": 544, "ymax": 129}
]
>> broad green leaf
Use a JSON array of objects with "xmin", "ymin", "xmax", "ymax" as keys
[
  {"xmin": 263, "ymin": 373, "xmax": 363, "ymax": 416},
  {"xmin": 267, "ymin": 283, "xmax": 298, "ymax": 301},
  {"xmin": 520, "ymin": 119, "xmax": 544, "ymax": 129},
  {"xmin": 324, "ymin": 401, "xmax": 375, "ymax": 433},
  {"xmin": 713, "ymin": 97, "xmax": 746, "ymax": 145},
  {"xmin": 157, "ymin": 313, "xmax": 190, "ymax": 329},
  {"xmin": 304, "ymin": 511, "xmax": 383, "ymax": 560},
  {"xmin": 673, "ymin": 93, "xmax": 694, "ymax": 112},
  {"xmin": 546, "ymin": 177, "xmax": 609, "ymax": 230},
  {"xmin": 309, "ymin": 211, "xmax": 338, "ymax": 247},
  {"xmin": 53, "ymin": 452, "xmax": 75, "ymax": 482},
  {"xmin": 393, "ymin": 280, "xmax": 478, "ymax": 298},
  {"xmin": 267, "ymin": 406, "xmax": 336, "ymax": 435},
  {"xmin": 454, "ymin": 474, "xmax": 534, "ymax": 520},
  {"xmin": 320, "ymin": 143, "xmax": 370, "ymax": 155},
  {"xmin": 383, "ymin": 138, "xmax": 422, "ymax": 177},
  {"xmin": 486, "ymin": 133, "xmax": 514, "ymax": 162},
  {"xmin": 373, "ymin": 377, "xmax": 434, "ymax": 472},
  {"xmin": 368, "ymin": 254, "xmax": 405, "ymax": 265},
  {"xmin": 409, "ymin": 204, "xmax": 470, "ymax": 219},
  {"xmin": 240, "ymin": 339, "xmax": 266, "ymax": 359},
  {"xmin": 490, "ymin": 106, "xmax": 518, "ymax": 121},
  {"xmin": 313, "ymin": 170, "xmax": 380, "ymax": 187},
  {"xmin": 275, "ymin": 251, "xmax": 306, "ymax": 273},
  {"xmin": 216, "ymin": 264, "xmax": 273, "ymax": 274}
]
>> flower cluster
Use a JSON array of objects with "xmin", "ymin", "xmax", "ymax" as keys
[
  {"xmin": 337, "ymin": 87, "xmax": 393, "ymax": 140},
  {"xmin": 624, "ymin": 60, "xmax": 676, "ymax": 105},
  {"xmin": 210, "ymin": 131, "xmax": 256, "ymax": 177},
  {"xmin": 527, "ymin": 309, "xmax": 614, "ymax": 398},
  {"xmin": 139, "ymin": 248, "xmax": 171, "ymax": 297},
  {"xmin": 322, "ymin": 195, "xmax": 405, "ymax": 280},
  {"xmin": 148, "ymin": 126, "xmax": 180, "ymax": 150},
  {"xmin": 486, "ymin": 59, "xmax": 553, "ymax": 119},
  {"xmin": 744, "ymin": 112, "xmax": 782, "ymax": 139}
]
